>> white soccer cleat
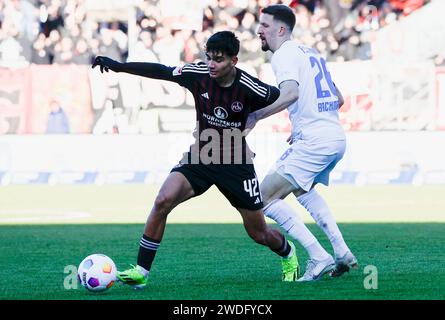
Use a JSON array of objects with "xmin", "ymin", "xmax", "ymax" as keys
[
  {"xmin": 330, "ymin": 251, "xmax": 358, "ymax": 277},
  {"xmin": 297, "ymin": 256, "xmax": 335, "ymax": 282}
]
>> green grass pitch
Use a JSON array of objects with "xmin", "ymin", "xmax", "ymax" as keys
[
  {"xmin": 0, "ymin": 185, "xmax": 444, "ymax": 300},
  {"xmin": 1, "ymin": 223, "xmax": 444, "ymax": 300}
]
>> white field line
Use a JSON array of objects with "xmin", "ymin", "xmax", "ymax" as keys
[{"xmin": 0, "ymin": 210, "xmax": 91, "ymax": 223}]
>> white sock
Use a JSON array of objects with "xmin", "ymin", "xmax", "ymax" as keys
[
  {"xmin": 297, "ymin": 189, "xmax": 350, "ymax": 258},
  {"xmin": 264, "ymin": 199, "xmax": 330, "ymax": 261}
]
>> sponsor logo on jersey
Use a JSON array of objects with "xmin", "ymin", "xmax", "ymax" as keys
[
  {"xmin": 231, "ymin": 101, "xmax": 243, "ymax": 112},
  {"xmin": 214, "ymin": 106, "xmax": 228, "ymax": 120},
  {"xmin": 202, "ymin": 113, "xmax": 241, "ymax": 128}
]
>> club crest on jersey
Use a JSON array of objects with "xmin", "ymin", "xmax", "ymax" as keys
[
  {"xmin": 214, "ymin": 106, "xmax": 228, "ymax": 119},
  {"xmin": 231, "ymin": 101, "xmax": 243, "ymax": 112}
]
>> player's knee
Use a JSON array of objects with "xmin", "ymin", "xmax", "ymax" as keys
[
  {"xmin": 153, "ymin": 193, "xmax": 174, "ymax": 215},
  {"xmin": 260, "ymin": 186, "xmax": 274, "ymax": 206}
]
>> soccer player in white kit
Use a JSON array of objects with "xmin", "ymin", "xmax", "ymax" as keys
[{"xmin": 249, "ymin": 4, "xmax": 358, "ymax": 281}]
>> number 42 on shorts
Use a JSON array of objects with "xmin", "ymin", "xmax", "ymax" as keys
[{"xmin": 243, "ymin": 177, "xmax": 261, "ymax": 198}]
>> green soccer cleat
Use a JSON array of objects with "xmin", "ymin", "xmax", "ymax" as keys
[
  {"xmin": 281, "ymin": 241, "xmax": 300, "ymax": 282},
  {"xmin": 117, "ymin": 265, "xmax": 148, "ymax": 289}
]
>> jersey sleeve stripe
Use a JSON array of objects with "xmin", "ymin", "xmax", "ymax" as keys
[
  {"xmin": 182, "ymin": 66, "xmax": 208, "ymax": 71},
  {"xmin": 182, "ymin": 64, "xmax": 208, "ymax": 71},
  {"xmin": 182, "ymin": 69, "xmax": 209, "ymax": 74},
  {"xmin": 182, "ymin": 64, "xmax": 209, "ymax": 74},
  {"xmin": 240, "ymin": 74, "xmax": 267, "ymax": 94},
  {"xmin": 240, "ymin": 78, "xmax": 267, "ymax": 97}
]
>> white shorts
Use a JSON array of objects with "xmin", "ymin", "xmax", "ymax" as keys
[{"xmin": 270, "ymin": 139, "xmax": 346, "ymax": 191}]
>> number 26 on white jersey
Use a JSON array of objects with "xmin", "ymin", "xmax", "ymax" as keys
[{"xmin": 310, "ymin": 56, "xmax": 337, "ymax": 100}]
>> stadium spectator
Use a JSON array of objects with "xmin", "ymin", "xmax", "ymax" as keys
[
  {"xmin": 45, "ymin": 29, "xmax": 62, "ymax": 63},
  {"xmin": 182, "ymin": 31, "xmax": 200, "ymax": 62},
  {"xmin": 31, "ymin": 32, "xmax": 51, "ymax": 64},
  {"xmin": 0, "ymin": 24, "xmax": 30, "ymax": 67},
  {"xmin": 0, "ymin": 0, "xmax": 432, "ymax": 135},
  {"xmin": 128, "ymin": 31, "xmax": 157, "ymax": 62},
  {"xmin": 46, "ymin": 99, "xmax": 70, "ymax": 134},
  {"xmin": 39, "ymin": 1, "xmax": 64, "ymax": 37},
  {"xmin": 97, "ymin": 28, "xmax": 123, "ymax": 62},
  {"xmin": 53, "ymin": 36, "xmax": 74, "ymax": 64},
  {"xmin": 152, "ymin": 27, "xmax": 183, "ymax": 65},
  {"xmin": 72, "ymin": 38, "xmax": 92, "ymax": 64},
  {"xmin": 0, "ymin": 0, "xmax": 430, "ymax": 68}
]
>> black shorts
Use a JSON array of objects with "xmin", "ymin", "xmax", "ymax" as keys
[{"xmin": 171, "ymin": 162, "xmax": 263, "ymax": 211}]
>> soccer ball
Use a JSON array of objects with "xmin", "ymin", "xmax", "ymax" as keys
[{"xmin": 78, "ymin": 254, "xmax": 117, "ymax": 292}]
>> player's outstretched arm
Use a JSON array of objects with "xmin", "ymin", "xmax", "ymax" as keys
[
  {"xmin": 92, "ymin": 56, "xmax": 175, "ymax": 81},
  {"xmin": 247, "ymin": 80, "xmax": 299, "ymax": 129}
]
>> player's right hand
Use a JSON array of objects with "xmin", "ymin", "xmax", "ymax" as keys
[
  {"xmin": 245, "ymin": 113, "xmax": 258, "ymax": 131},
  {"xmin": 91, "ymin": 56, "xmax": 122, "ymax": 73}
]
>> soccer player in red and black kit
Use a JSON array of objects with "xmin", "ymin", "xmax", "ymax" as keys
[{"xmin": 92, "ymin": 31, "xmax": 299, "ymax": 288}]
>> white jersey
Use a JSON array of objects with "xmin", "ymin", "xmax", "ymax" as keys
[{"xmin": 271, "ymin": 40, "xmax": 345, "ymax": 143}]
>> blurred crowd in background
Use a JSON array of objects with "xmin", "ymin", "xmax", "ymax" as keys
[
  {"xmin": 2, "ymin": 0, "xmax": 443, "ymax": 135},
  {"xmin": 0, "ymin": 1, "xmax": 442, "ymax": 187},
  {"xmin": 0, "ymin": 0, "xmax": 431, "ymax": 68}
]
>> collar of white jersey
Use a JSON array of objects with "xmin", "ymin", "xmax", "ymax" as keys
[{"xmin": 274, "ymin": 39, "xmax": 298, "ymax": 55}]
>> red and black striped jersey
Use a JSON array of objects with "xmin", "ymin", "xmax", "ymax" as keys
[
  {"xmin": 171, "ymin": 62, "xmax": 279, "ymax": 131},
  {"xmin": 170, "ymin": 62, "xmax": 280, "ymax": 164},
  {"xmin": 118, "ymin": 60, "xmax": 280, "ymax": 163}
]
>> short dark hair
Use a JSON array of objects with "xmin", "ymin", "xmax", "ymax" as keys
[
  {"xmin": 205, "ymin": 31, "xmax": 240, "ymax": 57},
  {"xmin": 262, "ymin": 5, "xmax": 296, "ymax": 32}
]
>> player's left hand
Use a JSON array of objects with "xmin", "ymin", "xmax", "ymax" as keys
[{"xmin": 92, "ymin": 56, "xmax": 122, "ymax": 73}]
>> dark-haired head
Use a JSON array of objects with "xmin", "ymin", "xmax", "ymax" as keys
[
  {"xmin": 261, "ymin": 4, "xmax": 296, "ymax": 32},
  {"xmin": 258, "ymin": 5, "xmax": 295, "ymax": 52},
  {"xmin": 204, "ymin": 31, "xmax": 239, "ymax": 82},
  {"xmin": 205, "ymin": 31, "xmax": 240, "ymax": 57}
]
